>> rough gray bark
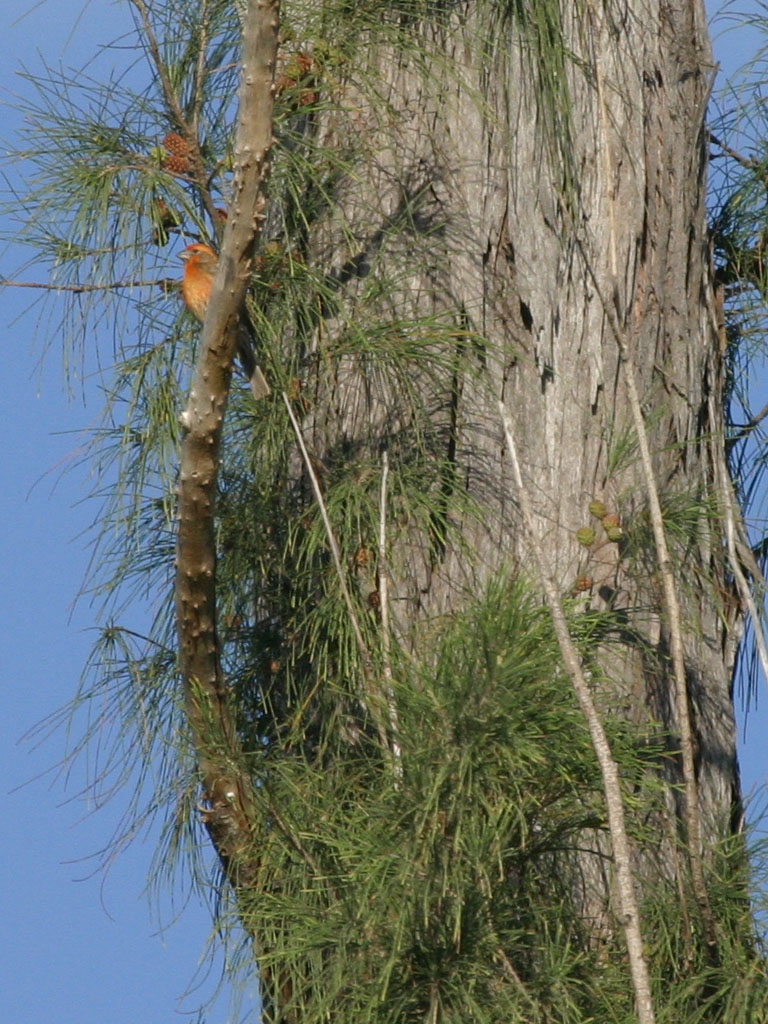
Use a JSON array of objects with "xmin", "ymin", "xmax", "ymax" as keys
[{"xmin": 299, "ymin": 0, "xmax": 740, "ymax": 905}]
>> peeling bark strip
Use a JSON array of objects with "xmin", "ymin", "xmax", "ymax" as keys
[{"xmin": 175, "ymin": 0, "xmax": 279, "ymax": 884}]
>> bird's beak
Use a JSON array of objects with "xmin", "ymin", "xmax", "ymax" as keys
[{"xmin": 179, "ymin": 250, "xmax": 190, "ymax": 262}]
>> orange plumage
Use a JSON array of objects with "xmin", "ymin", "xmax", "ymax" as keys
[{"xmin": 179, "ymin": 243, "xmax": 270, "ymax": 400}]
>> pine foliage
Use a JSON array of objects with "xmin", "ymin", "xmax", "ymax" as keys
[{"xmin": 5, "ymin": 0, "xmax": 768, "ymax": 1021}]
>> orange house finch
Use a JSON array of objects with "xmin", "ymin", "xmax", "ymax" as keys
[{"xmin": 179, "ymin": 243, "xmax": 270, "ymax": 400}]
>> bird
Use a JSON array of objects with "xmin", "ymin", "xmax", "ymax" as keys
[{"xmin": 179, "ymin": 242, "xmax": 270, "ymax": 400}]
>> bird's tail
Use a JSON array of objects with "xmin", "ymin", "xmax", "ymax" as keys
[
  {"xmin": 249, "ymin": 365, "xmax": 271, "ymax": 401},
  {"xmin": 237, "ymin": 321, "xmax": 271, "ymax": 401}
]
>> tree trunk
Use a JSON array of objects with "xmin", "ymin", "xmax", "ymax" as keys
[{"xmin": 299, "ymin": 0, "xmax": 740, "ymax": 894}]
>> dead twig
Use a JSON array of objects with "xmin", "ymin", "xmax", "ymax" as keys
[
  {"xmin": 2, "ymin": 278, "xmax": 167, "ymax": 293},
  {"xmin": 587, "ymin": 17, "xmax": 717, "ymax": 955},
  {"xmin": 729, "ymin": 399, "xmax": 768, "ymax": 443},
  {"xmin": 709, "ymin": 132, "xmax": 761, "ymax": 171},
  {"xmin": 282, "ymin": 392, "xmax": 372, "ymax": 674},
  {"xmin": 498, "ymin": 401, "xmax": 656, "ymax": 1024},
  {"xmin": 377, "ymin": 449, "xmax": 401, "ymax": 775},
  {"xmin": 578, "ymin": 249, "xmax": 720, "ymax": 961}
]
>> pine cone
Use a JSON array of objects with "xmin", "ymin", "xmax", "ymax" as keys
[
  {"xmin": 163, "ymin": 153, "xmax": 192, "ymax": 175},
  {"xmin": 162, "ymin": 132, "xmax": 193, "ymax": 175},
  {"xmin": 163, "ymin": 131, "xmax": 191, "ymax": 156}
]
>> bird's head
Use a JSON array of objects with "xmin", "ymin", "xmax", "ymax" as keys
[{"xmin": 179, "ymin": 243, "xmax": 218, "ymax": 269}]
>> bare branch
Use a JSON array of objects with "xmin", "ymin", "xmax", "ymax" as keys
[
  {"xmin": 729, "ymin": 398, "xmax": 768, "ymax": 443},
  {"xmin": 377, "ymin": 449, "xmax": 401, "ymax": 774},
  {"xmin": 709, "ymin": 132, "xmax": 761, "ymax": 171},
  {"xmin": 578, "ymin": 245, "xmax": 719, "ymax": 959},
  {"xmin": 192, "ymin": 0, "xmax": 211, "ymax": 141},
  {"xmin": 282, "ymin": 396, "xmax": 403, "ymax": 761},
  {"xmin": 2, "ymin": 277, "xmax": 168, "ymax": 294},
  {"xmin": 711, "ymin": 385, "xmax": 768, "ymax": 697},
  {"xmin": 498, "ymin": 402, "xmax": 656, "ymax": 1024},
  {"xmin": 722, "ymin": 470, "xmax": 768, "ymax": 685},
  {"xmin": 588, "ymin": 27, "xmax": 718, "ymax": 954},
  {"xmin": 130, "ymin": 0, "xmax": 221, "ymax": 231},
  {"xmin": 131, "ymin": 0, "xmax": 188, "ymax": 130},
  {"xmin": 282, "ymin": 392, "xmax": 371, "ymax": 673}
]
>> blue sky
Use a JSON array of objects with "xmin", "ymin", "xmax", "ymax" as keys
[
  {"xmin": 0, "ymin": 2, "xmax": 246, "ymax": 1021},
  {"xmin": 0, "ymin": 2, "xmax": 766, "ymax": 1023}
]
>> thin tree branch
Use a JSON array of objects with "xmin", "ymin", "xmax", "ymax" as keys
[
  {"xmin": 282, "ymin": 391, "xmax": 371, "ymax": 674},
  {"xmin": 729, "ymin": 398, "xmax": 768, "ymax": 443},
  {"xmin": 723, "ymin": 471, "xmax": 768, "ymax": 688},
  {"xmin": 498, "ymin": 401, "xmax": 656, "ymax": 1024},
  {"xmin": 130, "ymin": 0, "xmax": 220, "ymax": 231},
  {"xmin": 378, "ymin": 449, "xmax": 401, "ymax": 774},
  {"xmin": 192, "ymin": 0, "xmax": 211, "ymax": 142},
  {"xmin": 712, "ymin": 385, "xmax": 768, "ymax": 695},
  {"xmin": 580, "ymin": 251, "xmax": 719, "ymax": 959},
  {"xmin": 131, "ymin": 0, "xmax": 188, "ymax": 129},
  {"xmin": 709, "ymin": 132, "xmax": 761, "ymax": 171},
  {"xmin": 282, "ymin": 394, "xmax": 401, "ymax": 761},
  {"xmin": 565, "ymin": 37, "xmax": 718, "ymax": 934},
  {"xmin": 2, "ymin": 278, "xmax": 167, "ymax": 293}
]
